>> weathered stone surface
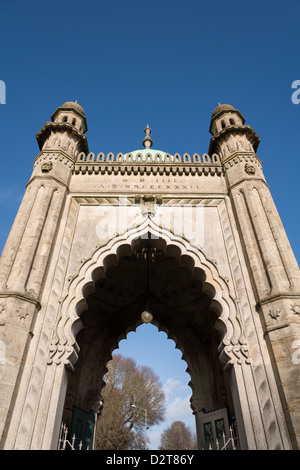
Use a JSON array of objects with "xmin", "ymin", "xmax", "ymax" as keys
[{"xmin": 0, "ymin": 102, "xmax": 299, "ymax": 450}]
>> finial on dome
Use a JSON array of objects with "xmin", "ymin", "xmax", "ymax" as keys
[{"xmin": 142, "ymin": 124, "xmax": 153, "ymax": 149}]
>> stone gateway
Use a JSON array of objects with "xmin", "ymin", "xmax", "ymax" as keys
[{"xmin": 0, "ymin": 101, "xmax": 299, "ymax": 450}]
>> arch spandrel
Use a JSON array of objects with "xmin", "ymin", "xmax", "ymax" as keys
[{"xmin": 48, "ymin": 218, "xmax": 249, "ymax": 376}]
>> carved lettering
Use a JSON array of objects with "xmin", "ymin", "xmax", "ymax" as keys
[{"xmin": 95, "ymin": 175, "xmax": 216, "ymax": 192}]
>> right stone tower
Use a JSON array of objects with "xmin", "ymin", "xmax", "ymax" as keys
[
  {"xmin": 209, "ymin": 103, "xmax": 300, "ymax": 448},
  {"xmin": 0, "ymin": 100, "xmax": 299, "ymax": 450}
]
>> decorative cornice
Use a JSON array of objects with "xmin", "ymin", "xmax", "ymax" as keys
[
  {"xmin": 34, "ymin": 150, "xmax": 75, "ymax": 166},
  {"xmin": 26, "ymin": 174, "xmax": 70, "ymax": 190},
  {"xmin": 35, "ymin": 121, "xmax": 89, "ymax": 154},
  {"xmin": 228, "ymin": 177, "xmax": 270, "ymax": 193},
  {"xmin": 0, "ymin": 291, "xmax": 41, "ymax": 310},
  {"xmin": 208, "ymin": 125, "xmax": 260, "ymax": 155},
  {"xmin": 222, "ymin": 152, "xmax": 262, "ymax": 169},
  {"xmin": 74, "ymin": 165, "xmax": 224, "ymax": 176},
  {"xmin": 256, "ymin": 292, "xmax": 300, "ymax": 309},
  {"xmin": 263, "ymin": 321, "xmax": 290, "ymax": 336}
]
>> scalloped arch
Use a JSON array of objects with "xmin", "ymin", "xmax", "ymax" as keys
[{"xmin": 49, "ymin": 218, "xmax": 247, "ymax": 374}]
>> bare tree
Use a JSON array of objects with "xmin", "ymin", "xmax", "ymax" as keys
[
  {"xmin": 159, "ymin": 420, "xmax": 198, "ymax": 450},
  {"xmin": 96, "ymin": 354, "xmax": 166, "ymax": 450}
]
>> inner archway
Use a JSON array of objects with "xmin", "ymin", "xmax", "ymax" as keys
[
  {"xmin": 111, "ymin": 323, "xmax": 197, "ymax": 450},
  {"xmin": 59, "ymin": 226, "xmax": 241, "ymax": 449}
]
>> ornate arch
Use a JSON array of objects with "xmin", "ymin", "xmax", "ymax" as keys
[{"xmin": 48, "ymin": 217, "xmax": 249, "ymax": 374}]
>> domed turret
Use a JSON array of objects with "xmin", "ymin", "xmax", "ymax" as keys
[
  {"xmin": 60, "ymin": 101, "xmax": 86, "ymax": 118},
  {"xmin": 208, "ymin": 103, "xmax": 260, "ymax": 157},
  {"xmin": 211, "ymin": 103, "xmax": 235, "ymax": 119},
  {"xmin": 36, "ymin": 100, "xmax": 89, "ymax": 154},
  {"xmin": 209, "ymin": 103, "xmax": 245, "ymax": 136},
  {"xmin": 51, "ymin": 100, "xmax": 87, "ymax": 133}
]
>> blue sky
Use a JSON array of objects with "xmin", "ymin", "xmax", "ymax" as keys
[{"xmin": 1, "ymin": 0, "xmax": 300, "ymax": 449}]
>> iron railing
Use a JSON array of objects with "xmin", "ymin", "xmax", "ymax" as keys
[{"xmin": 57, "ymin": 423, "xmax": 90, "ymax": 450}]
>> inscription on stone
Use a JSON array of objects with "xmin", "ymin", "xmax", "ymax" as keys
[{"xmin": 99, "ymin": 176, "xmax": 203, "ymax": 192}]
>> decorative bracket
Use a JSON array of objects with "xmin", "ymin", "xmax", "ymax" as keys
[{"xmin": 135, "ymin": 193, "xmax": 162, "ymax": 216}]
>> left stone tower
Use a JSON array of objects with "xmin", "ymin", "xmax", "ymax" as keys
[{"xmin": 0, "ymin": 101, "xmax": 88, "ymax": 445}]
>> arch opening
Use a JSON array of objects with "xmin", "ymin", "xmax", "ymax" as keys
[
  {"xmin": 103, "ymin": 323, "xmax": 196, "ymax": 450},
  {"xmin": 60, "ymin": 234, "xmax": 237, "ymax": 447}
]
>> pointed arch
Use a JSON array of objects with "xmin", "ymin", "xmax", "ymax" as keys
[{"xmin": 48, "ymin": 218, "xmax": 248, "ymax": 374}]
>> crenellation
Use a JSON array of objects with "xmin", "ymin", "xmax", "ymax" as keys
[
  {"xmin": 73, "ymin": 151, "xmax": 223, "ymax": 178},
  {"xmin": 76, "ymin": 150, "xmax": 221, "ymax": 164}
]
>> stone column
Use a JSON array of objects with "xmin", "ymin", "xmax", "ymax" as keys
[
  {"xmin": 227, "ymin": 168, "xmax": 300, "ymax": 449},
  {"xmin": 209, "ymin": 105, "xmax": 300, "ymax": 448},
  {"xmin": 0, "ymin": 101, "xmax": 89, "ymax": 448}
]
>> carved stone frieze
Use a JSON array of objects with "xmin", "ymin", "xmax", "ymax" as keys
[
  {"xmin": 33, "ymin": 152, "xmax": 74, "ymax": 170},
  {"xmin": 223, "ymin": 153, "xmax": 262, "ymax": 171}
]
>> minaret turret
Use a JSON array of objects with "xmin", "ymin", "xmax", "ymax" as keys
[
  {"xmin": 0, "ymin": 102, "xmax": 90, "ymax": 443},
  {"xmin": 51, "ymin": 100, "xmax": 87, "ymax": 133},
  {"xmin": 208, "ymin": 103, "xmax": 260, "ymax": 159},
  {"xmin": 36, "ymin": 100, "xmax": 89, "ymax": 156},
  {"xmin": 208, "ymin": 103, "xmax": 300, "ymax": 448},
  {"xmin": 208, "ymin": 102, "xmax": 300, "ymax": 298},
  {"xmin": 209, "ymin": 103, "xmax": 244, "ymax": 134}
]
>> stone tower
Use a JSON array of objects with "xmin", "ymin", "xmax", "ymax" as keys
[{"xmin": 0, "ymin": 101, "xmax": 299, "ymax": 450}]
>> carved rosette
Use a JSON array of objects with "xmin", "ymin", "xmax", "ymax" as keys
[
  {"xmin": 291, "ymin": 303, "xmax": 300, "ymax": 317},
  {"xmin": 269, "ymin": 308, "xmax": 281, "ymax": 320}
]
